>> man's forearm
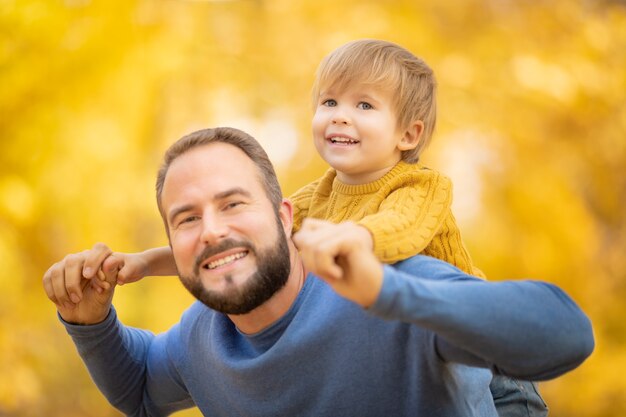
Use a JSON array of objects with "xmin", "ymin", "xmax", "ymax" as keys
[
  {"xmin": 369, "ymin": 260, "xmax": 594, "ymax": 380},
  {"xmin": 63, "ymin": 307, "xmax": 154, "ymax": 414}
]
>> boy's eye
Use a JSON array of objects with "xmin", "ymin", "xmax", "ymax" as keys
[
  {"xmin": 322, "ymin": 99, "xmax": 337, "ymax": 107},
  {"xmin": 357, "ymin": 102, "xmax": 373, "ymax": 110}
]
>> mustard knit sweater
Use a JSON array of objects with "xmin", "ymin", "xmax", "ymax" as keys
[{"xmin": 290, "ymin": 161, "xmax": 483, "ymax": 277}]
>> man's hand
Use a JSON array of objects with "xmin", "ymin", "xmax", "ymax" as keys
[
  {"xmin": 292, "ymin": 219, "xmax": 383, "ymax": 308},
  {"xmin": 42, "ymin": 243, "xmax": 120, "ymax": 325}
]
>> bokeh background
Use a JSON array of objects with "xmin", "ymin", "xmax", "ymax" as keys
[{"xmin": 2, "ymin": 0, "xmax": 625, "ymax": 416}]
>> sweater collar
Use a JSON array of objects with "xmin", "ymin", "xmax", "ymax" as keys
[{"xmin": 331, "ymin": 161, "xmax": 414, "ymax": 195}]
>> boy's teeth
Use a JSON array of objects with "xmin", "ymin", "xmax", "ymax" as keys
[
  {"xmin": 206, "ymin": 252, "xmax": 247, "ymax": 269},
  {"xmin": 330, "ymin": 137, "xmax": 358, "ymax": 144}
]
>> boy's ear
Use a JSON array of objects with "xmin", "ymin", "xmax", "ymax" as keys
[{"xmin": 397, "ymin": 120, "xmax": 424, "ymax": 151}]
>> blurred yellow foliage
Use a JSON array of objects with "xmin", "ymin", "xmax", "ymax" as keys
[{"xmin": 1, "ymin": 0, "xmax": 625, "ymax": 416}]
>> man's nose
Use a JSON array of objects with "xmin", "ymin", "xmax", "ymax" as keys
[{"xmin": 200, "ymin": 214, "xmax": 229, "ymax": 244}]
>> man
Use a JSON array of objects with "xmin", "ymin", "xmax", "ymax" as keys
[{"xmin": 43, "ymin": 127, "xmax": 594, "ymax": 416}]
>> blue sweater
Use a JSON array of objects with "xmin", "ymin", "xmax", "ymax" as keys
[{"xmin": 64, "ymin": 255, "xmax": 594, "ymax": 416}]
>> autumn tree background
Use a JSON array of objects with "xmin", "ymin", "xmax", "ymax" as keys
[{"xmin": 1, "ymin": 0, "xmax": 625, "ymax": 416}]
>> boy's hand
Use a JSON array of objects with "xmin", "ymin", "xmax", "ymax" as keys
[
  {"xmin": 87, "ymin": 246, "xmax": 177, "ymax": 290},
  {"xmin": 81, "ymin": 251, "xmax": 149, "ymax": 293},
  {"xmin": 110, "ymin": 252, "xmax": 150, "ymax": 286},
  {"xmin": 293, "ymin": 219, "xmax": 383, "ymax": 308},
  {"xmin": 42, "ymin": 243, "xmax": 120, "ymax": 325}
]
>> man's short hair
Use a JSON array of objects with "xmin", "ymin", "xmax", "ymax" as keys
[{"xmin": 156, "ymin": 127, "xmax": 283, "ymax": 222}]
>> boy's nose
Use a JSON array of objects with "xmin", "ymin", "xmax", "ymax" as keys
[{"xmin": 331, "ymin": 108, "xmax": 350, "ymax": 125}]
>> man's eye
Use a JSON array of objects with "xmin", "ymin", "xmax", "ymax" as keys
[
  {"xmin": 357, "ymin": 102, "xmax": 373, "ymax": 110},
  {"xmin": 180, "ymin": 216, "xmax": 199, "ymax": 225},
  {"xmin": 224, "ymin": 201, "xmax": 243, "ymax": 210},
  {"xmin": 322, "ymin": 99, "xmax": 337, "ymax": 107}
]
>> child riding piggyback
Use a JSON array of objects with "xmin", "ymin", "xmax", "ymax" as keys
[{"xmin": 291, "ymin": 39, "xmax": 483, "ymax": 275}]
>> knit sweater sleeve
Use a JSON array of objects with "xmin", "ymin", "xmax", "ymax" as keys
[{"xmin": 358, "ymin": 168, "xmax": 452, "ymax": 263}]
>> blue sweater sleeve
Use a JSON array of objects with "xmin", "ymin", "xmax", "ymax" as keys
[
  {"xmin": 368, "ymin": 256, "xmax": 594, "ymax": 380},
  {"xmin": 62, "ymin": 307, "xmax": 193, "ymax": 416}
]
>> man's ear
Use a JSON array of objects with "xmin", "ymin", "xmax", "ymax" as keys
[
  {"xmin": 397, "ymin": 120, "xmax": 424, "ymax": 151},
  {"xmin": 278, "ymin": 198, "xmax": 294, "ymax": 236}
]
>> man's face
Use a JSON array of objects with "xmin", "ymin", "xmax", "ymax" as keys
[{"xmin": 160, "ymin": 143, "xmax": 291, "ymax": 314}]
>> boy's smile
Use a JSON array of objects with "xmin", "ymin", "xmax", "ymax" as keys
[
  {"xmin": 312, "ymin": 85, "xmax": 411, "ymax": 185},
  {"xmin": 327, "ymin": 133, "xmax": 360, "ymax": 145}
]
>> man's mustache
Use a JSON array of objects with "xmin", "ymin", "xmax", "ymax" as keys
[{"xmin": 193, "ymin": 239, "xmax": 255, "ymax": 275}]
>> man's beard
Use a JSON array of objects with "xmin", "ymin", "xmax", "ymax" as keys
[{"xmin": 178, "ymin": 219, "xmax": 291, "ymax": 315}]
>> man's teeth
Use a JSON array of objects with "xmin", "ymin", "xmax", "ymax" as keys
[
  {"xmin": 329, "ymin": 136, "xmax": 359, "ymax": 144},
  {"xmin": 206, "ymin": 252, "xmax": 247, "ymax": 269}
]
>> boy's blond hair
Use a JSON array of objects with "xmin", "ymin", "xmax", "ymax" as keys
[{"xmin": 312, "ymin": 39, "xmax": 437, "ymax": 163}]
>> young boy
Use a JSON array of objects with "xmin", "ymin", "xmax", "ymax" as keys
[
  {"xmin": 290, "ymin": 39, "xmax": 483, "ymax": 273},
  {"xmin": 91, "ymin": 39, "xmax": 547, "ymax": 416}
]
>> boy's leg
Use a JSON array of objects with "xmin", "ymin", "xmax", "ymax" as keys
[{"xmin": 490, "ymin": 374, "xmax": 548, "ymax": 417}]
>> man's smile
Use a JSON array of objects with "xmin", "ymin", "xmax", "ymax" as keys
[{"xmin": 200, "ymin": 249, "xmax": 249, "ymax": 271}]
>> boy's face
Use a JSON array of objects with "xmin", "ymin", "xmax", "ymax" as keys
[{"xmin": 312, "ymin": 84, "xmax": 410, "ymax": 185}]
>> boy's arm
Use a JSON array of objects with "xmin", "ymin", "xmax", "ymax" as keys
[
  {"xmin": 82, "ymin": 246, "xmax": 178, "ymax": 286},
  {"xmin": 116, "ymin": 247, "xmax": 177, "ymax": 285},
  {"xmin": 358, "ymin": 170, "xmax": 452, "ymax": 263}
]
